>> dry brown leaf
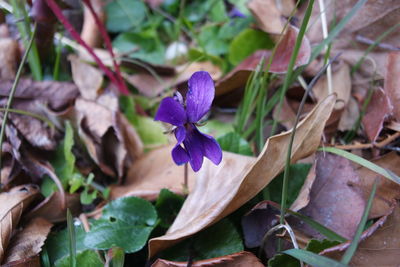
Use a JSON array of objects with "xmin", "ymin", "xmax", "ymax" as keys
[
  {"xmin": 125, "ymin": 61, "xmax": 222, "ymax": 98},
  {"xmin": 110, "ymin": 145, "xmax": 195, "ymax": 201},
  {"xmin": 70, "ymin": 55, "xmax": 103, "ymax": 100},
  {"xmin": 354, "ymin": 152, "xmax": 400, "ymax": 219},
  {"xmin": 292, "ymin": 152, "xmax": 365, "ymax": 240},
  {"xmin": 80, "ymin": 0, "xmax": 105, "ymax": 48},
  {"xmin": 385, "ymin": 52, "xmax": 400, "ymax": 121},
  {"xmin": 24, "ymin": 192, "xmax": 81, "ymax": 223},
  {"xmin": 2, "ymin": 217, "xmax": 52, "ymax": 264},
  {"xmin": 148, "ymin": 94, "xmax": 336, "ymax": 257},
  {"xmin": 0, "ymin": 38, "xmax": 18, "ymax": 79},
  {"xmin": 1, "ymin": 256, "xmax": 40, "ymax": 267},
  {"xmin": 290, "ymin": 163, "xmax": 317, "ymax": 212},
  {"xmin": 0, "ymin": 185, "xmax": 40, "ymax": 262},
  {"xmin": 247, "ymin": 0, "xmax": 285, "ymax": 34},
  {"xmin": 321, "ymin": 202, "xmax": 400, "ymax": 267},
  {"xmin": 362, "ymin": 87, "xmax": 393, "ymax": 142},
  {"xmin": 216, "ymin": 25, "xmax": 310, "ymax": 96},
  {"xmin": 151, "ymin": 251, "xmax": 264, "ymax": 267},
  {"xmin": 338, "ymin": 96, "xmax": 360, "ymax": 131}
]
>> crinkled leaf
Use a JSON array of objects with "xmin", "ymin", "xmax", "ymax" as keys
[
  {"xmin": 217, "ymin": 132, "xmax": 253, "ymax": 156},
  {"xmin": 84, "ymin": 197, "xmax": 157, "ymax": 253}
]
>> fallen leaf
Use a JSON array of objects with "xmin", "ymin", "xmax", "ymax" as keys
[
  {"xmin": 247, "ymin": 0, "xmax": 294, "ymax": 35},
  {"xmin": 70, "ymin": 55, "xmax": 104, "ymax": 100},
  {"xmin": 152, "ymin": 251, "xmax": 264, "ymax": 267},
  {"xmin": 354, "ymin": 152, "xmax": 400, "ymax": 219},
  {"xmin": 148, "ymin": 94, "xmax": 336, "ymax": 257},
  {"xmin": 291, "ymin": 152, "xmax": 365, "ymax": 240},
  {"xmin": 110, "ymin": 145, "xmax": 195, "ymax": 201},
  {"xmin": 0, "ymin": 185, "xmax": 40, "ymax": 262},
  {"xmin": 215, "ymin": 25, "xmax": 310, "ymax": 96},
  {"xmin": 125, "ymin": 61, "xmax": 222, "ymax": 98},
  {"xmin": 321, "ymin": 202, "xmax": 400, "ymax": 266},
  {"xmin": 2, "ymin": 217, "xmax": 52, "ymax": 264},
  {"xmin": 290, "ymin": 163, "xmax": 317, "ymax": 212},
  {"xmin": 1, "ymin": 256, "xmax": 40, "ymax": 267},
  {"xmin": 25, "ymin": 192, "xmax": 81, "ymax": 223},
  {"xmin": 0, "ymin": 38, "xmax": 18, "ymax": 79},
  {"xmin": 362, "ymin": 87, "xmax": 393, "ymax": 142},
  {"xmin": 385, "ymin": 52, "xmax": 400, "ymax": 121},
  {"xmin": 80, "ymin": 0, "xmax": 105, "ymax": 48},
  {"xmin": 338, "ymin": 96, "xmax": 360, "ymax": 131}
]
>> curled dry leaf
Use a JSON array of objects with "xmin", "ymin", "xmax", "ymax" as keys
[
  {"xmin": 354, "ymin": 152, "xmax": 400, "ymax": 219},
  {"xmin": 148, "ymin": 94, "xmax": 336, "ymax": 257},
  {"xmin": 321, "ymin": 202, "xmax": 400, "ymax": 267},
  {"xmin": 3, "ymin": 217, "xmax": 52, "ymax": 264},
  {"xmin": 151, "ymin": 251, "xmax": 264, "ymax": 267},
  {"xmin": 0, "ymin": 38, "xmax": 18, "ymax": 79},
  {"xmin": 25, "ymin": 192, "xmax": 81, "ymax": 223},
  {"xmin": 216, "ymin": 25, "xmax": 311, "ymax": 96},
  {"xmin": 110, "ymin": 145, "xmax": 195, "ymax": 201},
  {"xmin": 1, "ymin": 256, "xmax": 40, "ymax": 267},
  {"xmin": 80, "ymin": 0, "xmax": 105, "ymax": 48},
  {"xmin": 0, "ymin": 185, "xmax": 40, "ymax": 262},
  {"xmin": 291, "ymin": 152, "xmax": 365, "ymax": 240},
  {"xmin": 289, "ymin": 163, "xmax": 317, "ymax": 212}
]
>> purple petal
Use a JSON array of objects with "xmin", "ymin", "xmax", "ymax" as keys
[
  {"xmin": 186, "ymin": 71, "xmax": 215, "ymax": 123},
  {"xmin": 155, "ymin": 97, "xmax": 186, "ymax": 126},
  {"xmin": 228, "ymin": 8, "xmax": 246, "ymax": 18},
  {"xmin": 183, "ymin": 125, "xmax": 222, "ymax": 172},
  {"xmin": 172, "ymin": 126, "xmax": 189, "ymax": 165}
]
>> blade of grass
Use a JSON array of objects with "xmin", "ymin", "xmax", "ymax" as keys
[
  {"xmin": 0, "ymin": 23, "xmax": 37, "ymax": 169},
  {"xmin": 67, "ymin": 209, "xmax": 76, "ymax": 267},
  {"xmin": 284, "ymin": 249, "xmax": 349, "ymax": 267},
  {"xmin": 271, "ymin": 0, "xmax": 315, "ymax": 136},
  {"xmin": 341, "ymin": 179, "xmax": 378, "ymax": 264},
  {"xmin": 287, "ymin": 209, "xmax": 347, "ymax": 242},
  {"xmin": 53, "ymin": 33, "xmax": 63, "ymax": 80},
  {"xmin": 10, "ymin": 0, "xmax": 42, "ymax": 80},
  {"xmin": 319, "ymin": 147, "xmax": 400, "ymax": 184}
]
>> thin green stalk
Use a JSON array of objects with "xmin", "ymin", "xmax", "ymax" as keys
[
  {"xmin": 10, "ymin": 0, "xmax": 42, "ymax": 80},
  {"xmin": 53, "ymin": 33, "xmax": 63, "ymax": 80},
  {"xmin": 67, "ymin": 209, "xmax": 77, "ymax": 267},
  {"xmin": 341, "ymin": 180, "xmax": 378, "ymax": 264},
  {"xmin": 0, "ymin": 108, "xmax": 55, "ymax": 129},
  {"xmin": 0, "ymin": 23, "xmax": 37, "ymax": 169},
  {"xmin": 271, "ymin": 0, "xmax": 315, "ymax": 136}
]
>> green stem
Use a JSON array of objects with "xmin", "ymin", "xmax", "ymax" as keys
[{"xmin": 0, "ymin": 23, "xmax": 37, "ymax": 169}]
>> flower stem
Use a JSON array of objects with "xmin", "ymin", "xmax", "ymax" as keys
[{"xmin": 183, "ymin": 163, "xmax": 189, "ymax": 195}]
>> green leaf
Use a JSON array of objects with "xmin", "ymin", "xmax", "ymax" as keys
[
  {"xmin": 265, "ymin": 163, "xmax": 311, "ymax": 206},
  {"xmin": 306, "ymin": 239, "xmax": 341, "ymax": 254},
  {"xmin": 55, "ymin": 250, "xmax": 103, "ymax": 267},
  {"xmin": 105, "ymin": 0, "xmax": 147, "ymax": 32},
  {"xmin": 218, "ymin": 18, "xmax": 252, "ymax": 40},
  {"xmin": 45, "ymin": 223, "xmax": 88, "ymax": 265},
  {"xmin": 161, "ymin": 219, "xmax": 243, "ymax": 261},
  {"xmin": 200, "ymin": 119, "xmax": 234, "ymax": 138},
  {"xmin": 67, "ymin": 209, "xmax": 76, "ymax": 267},
  {"xmin": 198, "ymin": 25, "xmax": 229, "ymax": 56},
  {"xmin": 134, "ymin": 116, "xmax": 168, "ymax": 146},
  {"xmin": 113, "ymin": 32, "xmax": 165, "ymax": 65},
  {"xmin": 155, "ymin": 189, "xmax": 185, "ymax": 228},
  {"xmin": 228, "ymin": 28, "xmax": 274, "ymax": 65},
  {"xmin": 209, "ymin": 0, "xmax": 228, "ymax": 22},
  {"xmin": 80, "ymin": 187, "xmax": 98, "ymax": 205},
  {"xmin": 217, "ymin": 132, "xmax": 253, "ymax": 156},
  {"xmin": 110, "ymin": 247, "xmax": 125, "ymax": 267},
  {"xmin": 283, "ymin": 249, "xmax": 348, "ymax": 267},
  {"xmin": 268, "ymin": 253, "xmax": 300, "ymax": 267},
  {"xmin": 84, "ymin": 197, "xmax": 157, "ymax": 253}
]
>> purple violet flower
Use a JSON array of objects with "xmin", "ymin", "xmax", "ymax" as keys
[
  {"xmin": 228, "ymin": 7, "xmax": 247, "ymax": 19},
  {"xmin": 155, "ymin": 71, "xmax": 222, "ymax": 172}
]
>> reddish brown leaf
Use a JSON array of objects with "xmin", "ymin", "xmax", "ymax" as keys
[
  {"xmin": 151, "ymin": 251, "xmax": 264, "ymax": 267},
  {"xmin": 362, "ymin": 87, "xmax": 393, "ymax": 142},
  {"xmin": 3, "ymin": 217, "xmax": 52, "ymax": 264},
  {"xmin": 293, "ymin": 152, "xmax": 365, "ymax": 240},
  {"xmin": 385, "ymin": 52, "xmax": 400, "ymax": 121}
]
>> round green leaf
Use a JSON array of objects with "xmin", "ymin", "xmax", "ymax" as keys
[
  {"xmin": 84, "ymin": 197, "xmax": 157, "ymax": 253},
  {"xmin": 105, "ymin": 0, "xmax": 147, "ymax": 32}
]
